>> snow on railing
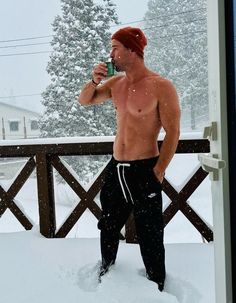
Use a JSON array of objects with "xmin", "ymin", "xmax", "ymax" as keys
[{"xmin": 0, "ymin": 132, "xmax": 203, "ymax": 146}]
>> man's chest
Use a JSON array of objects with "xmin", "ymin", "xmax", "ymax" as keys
[{"xmin": 111, "ymin": 83, "xmax": 158, "ymax": 117}]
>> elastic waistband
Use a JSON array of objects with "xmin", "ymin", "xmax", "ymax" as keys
[{"xmin": 111, "ymin": 156, "xmax": 158, "ymax": 169}]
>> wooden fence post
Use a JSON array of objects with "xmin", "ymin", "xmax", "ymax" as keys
[
  {"xmin": 36, "ymin": 153, "xmax": 56, "ymax": 237},
  {"xmin": 1, "ymin": 117, "xmax": 5, "ymax": 140}
]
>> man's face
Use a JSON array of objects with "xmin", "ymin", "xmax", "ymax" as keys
[{"xmin": 110, "ymin": 39, "xmax": 132, "ymax": 72}]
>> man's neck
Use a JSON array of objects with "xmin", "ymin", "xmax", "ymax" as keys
[{"xmin": 125, "ymin": 60, "xmax": 148, "ymax": 83}]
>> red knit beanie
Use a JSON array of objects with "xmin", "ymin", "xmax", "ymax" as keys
[{"xmin": 112, "ymin": 27, "xmax": 147, "ymax": 59}]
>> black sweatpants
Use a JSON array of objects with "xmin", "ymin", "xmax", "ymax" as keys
[{"xmin": 97, "ymin": 156, "xmax": 165, "ymax": 285}]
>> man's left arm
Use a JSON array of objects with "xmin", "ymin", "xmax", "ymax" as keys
[{"xmin": 153, "ymin": 79, "xmax": 181, "ymax": 183}]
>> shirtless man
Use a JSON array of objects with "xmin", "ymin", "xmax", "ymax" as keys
[{"xmin": 78, "ymin": 27, "xmax": 180, "ymax": 292}]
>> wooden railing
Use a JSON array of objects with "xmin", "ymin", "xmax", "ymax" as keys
[{"xmin": 0, "ymin": 137, "xmax": 211, "ymax": 242}]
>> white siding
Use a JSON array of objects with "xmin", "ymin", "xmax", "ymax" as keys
[{"xmin": 0, "ymin": 102, "xmax": 41, "ymax": 140}]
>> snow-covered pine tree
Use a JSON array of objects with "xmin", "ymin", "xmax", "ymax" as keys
[
  {"xmin": 40, "ymin": 0, "xmax": 118, "ymax": 138},
  {"xmin": 144, "ymin": 0, "xmax": 208, "ymax": 130},
  {"xmin": 39, "ymin": 0, "xmax": 119, "ymax": 183}
]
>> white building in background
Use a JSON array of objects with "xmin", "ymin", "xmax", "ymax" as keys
[{"xmin": 0, "ymin": 102, "xmax": 41, "ymax": 140}]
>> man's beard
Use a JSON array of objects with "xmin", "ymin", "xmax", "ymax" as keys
[
  {"xmin": 112, "ymin": 59, "xmax": 123, "ymax": 72},
  {"xmin": 115, "ymin": 65, "xmax": 122, "ymax": 72}
]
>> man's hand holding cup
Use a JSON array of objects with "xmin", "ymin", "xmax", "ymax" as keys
[
  {"xmin": 92, "ymin": 61, "xmax": 115, "ymax": 86},
  {"xmin": 92, "ymin": 63, "xmax": 108, "ymax": 85}
]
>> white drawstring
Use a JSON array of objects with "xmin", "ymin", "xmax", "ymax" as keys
[{"xmin": 116, "ymin": 163, "xmax": 134, "ymax": 204}]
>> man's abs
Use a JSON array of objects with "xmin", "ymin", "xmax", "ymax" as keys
[{"xmin": 113, "ymin": 127, "xmax": 160, "ymax": 161}]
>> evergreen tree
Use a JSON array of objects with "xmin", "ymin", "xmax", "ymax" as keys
[
  {"xmin": 144, "ymin": 0, "xmax": 208, "ymax": 130},
  {"xmin": 40, "ymin": 0, "xmax": 118, "ymax": 138},
  {"xmin": 39, "ymin": 0, "xmax": 119, "ymax": 183}
]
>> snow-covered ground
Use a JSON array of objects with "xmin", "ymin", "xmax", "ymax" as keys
[
  {"xmin": 0, "ymin": 154, "xmax": 215, "ymax": 302},
  {"xmin": 0, "ymin": 229, "xmax": 214, "ymax": 303}
]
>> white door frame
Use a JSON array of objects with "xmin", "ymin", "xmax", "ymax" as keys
[{"xmin": 205, "ymin": 0, "xmax": 232, "ymax": 302}]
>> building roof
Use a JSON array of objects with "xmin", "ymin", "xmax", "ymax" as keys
[{"xmin": 0, "ymin": 101, "xmax": 41, "ymax": 117}]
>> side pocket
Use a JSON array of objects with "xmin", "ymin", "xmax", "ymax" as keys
[{"xmin": 150, "ymin": 170, "xmax": 163, "ymax": 190}]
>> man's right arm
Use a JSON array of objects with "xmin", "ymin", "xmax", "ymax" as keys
[
  {"xmin": 78, "ymin": 80, "xmax": 112, "ymax": 105},
  {"xmin": 78, "ymin": 62, "xmax": 111, "ymax": 105}
]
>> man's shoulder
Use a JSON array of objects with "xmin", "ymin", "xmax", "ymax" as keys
[
  {"xmin": 150, "ymin": 74, "xmax": 177, "ymax": 94},
  {"xmin": 148, "ymin": 73, "xmax": 173, "ymax": 86},
  {"xmin": 105, "ymin": 74, "xmax": 125, "ymax": 88},
  {"xmin": 146, "ymin": 73, "xmax": 178, "ymax": 103}
]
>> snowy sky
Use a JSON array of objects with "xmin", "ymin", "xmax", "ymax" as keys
[{"xmin": 0, "ymin": 0, "xmax": 149, "ymax": 113}]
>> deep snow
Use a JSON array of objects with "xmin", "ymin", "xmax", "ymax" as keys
[{"xmin": 0, "ymin": 228, "xmax": 214, "ymax": 303}]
